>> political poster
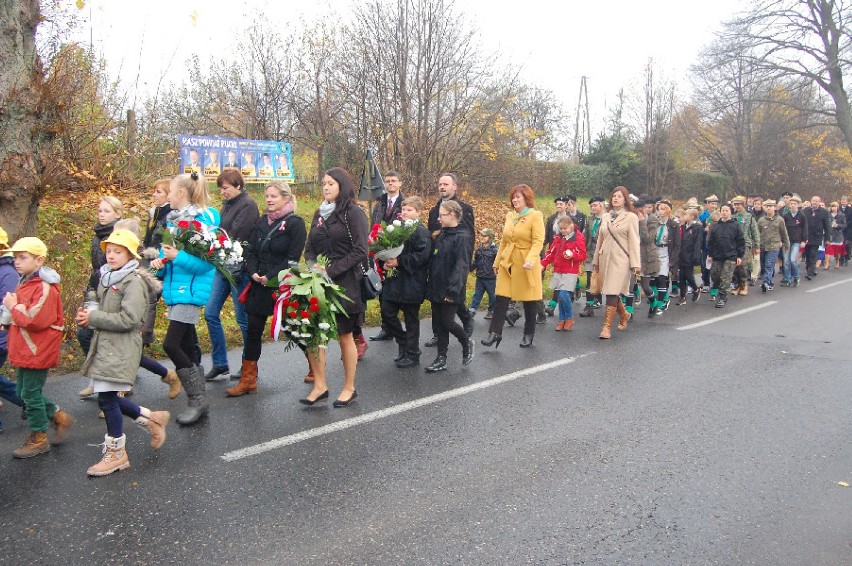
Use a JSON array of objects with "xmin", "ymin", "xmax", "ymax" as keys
[{"xmin": 179, "ymin": 134, "xmax": 294, "ymax": 182}]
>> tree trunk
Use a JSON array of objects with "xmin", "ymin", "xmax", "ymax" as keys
[{"xmin": 0, "ymin": 0, "xmax": 51, "ymax": 242}]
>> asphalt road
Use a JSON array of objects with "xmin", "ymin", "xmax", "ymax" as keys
[{"xmin": 1, "ymin": 271, "xmax": 851, "ymax": 565}]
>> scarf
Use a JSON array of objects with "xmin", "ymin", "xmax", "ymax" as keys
[
  {"xmin": 319, "ymin": 200, "xmax": 336, "ymax": 220},
  {"xmin": 610, "ymin": 208, "xmax": 623, "ymax": 222},
  {"xmin": 99, "ymin": 259, "xmax": 139, "ymax": 288},
  {"xmin": 167, "ymin": 204, "xmax": 203, "ymax": 225},
  {"xmin": 93, "ymin": 221, "xmax": 116, "ymax": 240},
  {"xmin": 656, "ymin": 223, "xmax": 668, "ymax": 246},
  {"xmin": 513, "ymin": 207, "xmax": 531, "ymax": 225},
  {"xmin": 267, "ymin": 200, "xmax": 295, "ymax": 224},
  {"xmin": 591, "ymin": 217, "xmax": 601, "ymax": 238}
]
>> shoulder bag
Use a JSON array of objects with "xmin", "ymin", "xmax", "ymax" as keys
[{"xmin": 344, "ymin": 210, "xmax": 382, "ymax": 301}]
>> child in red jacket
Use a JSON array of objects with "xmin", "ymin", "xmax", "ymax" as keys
[
  {"xmin": 541, "ymin": 217, "xmax": 587, "ymax": 331},
  {"xmin": 1, "ymin": 237, "xmax": 74, "ymax": 459}
]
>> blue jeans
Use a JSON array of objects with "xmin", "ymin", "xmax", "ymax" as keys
[
  {"xmin": 763, "ymin": 250, "xmax": 780, "ymax": 286},
  {"xmin": 557, "ymin": 290, "xmax": 574, "ymax": 320},
  {"xmin": 470, "ymin": 277, "xmax": 496, "ymax": 312},
  {"xmin": 204, "ymin": 271, "xmax": 249, "ymax": 368},
  {"xmin": 783, "ymin": 243, "xmax": 801, "ymax": 282},
  {"xmin": 0, "ymin": 349, "xmax": 23, "ymax": 407}
]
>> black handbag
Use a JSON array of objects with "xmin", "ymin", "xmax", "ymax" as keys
[
  {"xmin": 360, "ymin": 263, "xmax": 382, "ymax": 300},
  {"xmin": 343, "ymin": 210, "xmax": 382, "ymax": 301}
]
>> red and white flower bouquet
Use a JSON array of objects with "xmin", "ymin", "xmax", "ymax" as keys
[
  {"xmin": 269, "ymin": 255, "xmax": 351, "ymax": 351},
  {"xmin": 368, "ymin": 218, "xmax": 420, "ymax": 277},
  {"xmin": 159, "ymin": 221, "xmax": 244, "ymax": 286}
]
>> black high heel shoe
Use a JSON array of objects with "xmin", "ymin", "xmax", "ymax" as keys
[
  {"xmin": 299, "ymin": 389, "xmax": 329, "ymax": 406},
  {"xmin": 480, "ymin": 333, "xmax": 502, "ymax": 349},
  {"xmin": 333, "ymin": 391, "xmax": 357, "ymax": 408},
  {"xmin": 520, "ymin": 334, "xmax": 534, "ymax": 348}
]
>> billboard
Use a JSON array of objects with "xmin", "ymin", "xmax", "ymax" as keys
[{"xmin": 179, "ymin": 134, "xmax": 294, "ymax": 182}]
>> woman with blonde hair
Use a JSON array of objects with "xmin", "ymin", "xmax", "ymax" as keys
[
  {"xmin": 226, "ymin": 182, "xmax": 306, "ymax": 396},
  {"xmin": 592, "ymin": 187, "xmax": 641, "ymax": 339},
  {"xmin": 150, "ymin": 172, "xmax": 220, "ymax": 425}
]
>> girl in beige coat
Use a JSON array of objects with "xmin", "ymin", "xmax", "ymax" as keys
[
  {"xmin": 76, "ymin": 229, "xmax": 170, "ymax": 476},
  {"xmin": 482, "ymin": 184, "xmax": 545, "ymax": 349},
  {"xmin": 592, "ymin": 187, "xmax": 641, "ymax": 339}
]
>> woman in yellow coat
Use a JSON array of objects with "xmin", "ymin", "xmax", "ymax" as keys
[
  {"xmin": 481, "ymin": 184, "xmax": 545, "ymax": 349},
  {"xmin": 592, "ymin": 186, "xmax": 641, "ymax": 339}
]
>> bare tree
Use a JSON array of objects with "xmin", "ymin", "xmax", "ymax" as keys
[
  {"xmin": 635, "ymin": 59, "xmax": 677, "ymax": 195},
  {"xmin": 0, "ymin": 0, "xmax": 54, "ymax": 240},
  {"xmin": 157, "ymin": 22, "xmax": 296, "ymax": 143},
  {"xmin": 347, "ymin": 0, "xmax": 518, "ymax": 193},
  {"xmin": 681, "ymin": 36, "xmax": 838, "ymax": 195},
  {"xmin": 721, "ymin": 0, "xmax": 852, "ymax": 152},
  {"xmin": 286, "ymin": 21, "xmax": 348, "ymax": 182}
]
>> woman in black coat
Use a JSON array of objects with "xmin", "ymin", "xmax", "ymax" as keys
[
  {"xmin": 379, "ymin": 196, "xmax": 432, "ymax": 369},
  {"xmin": 425, "ymin": 200, "xmax": 474, "ymax": 373},
  {"xmin": 302, "ymin": 167, "xmax": 368, "ymax": 407},
  {"xmin": 226, "ymin": 182, "xmax": 306, "ymax": 397}
]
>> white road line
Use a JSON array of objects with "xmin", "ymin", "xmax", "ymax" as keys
[
  {"xmin": 222, "ymin": 353, "xmax": 590, "ymax": 462},
  {"xmin": 805, "ymin": 277, "xmax": 852, "ymax": 293},
  {"xmin": 676, "ymin": 301, "xmax": 777, "ymax": 331}
]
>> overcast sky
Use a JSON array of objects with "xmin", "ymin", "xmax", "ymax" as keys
[{"xmin": 78, "ymin": 0, "xmax": 745, "ymax": 137}]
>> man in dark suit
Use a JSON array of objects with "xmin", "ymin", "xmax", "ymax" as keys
[
  {"xmin": 425, "ymin": 173, "xmax": 475, "ymax": 346},
  {"xmin": 370, "ymin": 171, "xmax": 407, "ymax": 341},
  {"xmin": 371, "ymin": 171, "xmax": 405, "ymax": 225},
  {"xmin": 804, "ymin": 195, "xmax": 832, "ymax": 279}
]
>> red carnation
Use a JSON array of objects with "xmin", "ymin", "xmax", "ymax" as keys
[
  {"xmin": 288, "ymin": 311, "xmax": 298, "ymax": 318},
  {"xmin": 192, "ymin": 221, "xmax": 202, "ymax": 230},
  {"xmin": 309, "ymin": 303, "xmax": 320, "ymax": 313},
  {"xmin": 177, "ymin": 220, "xmax": 190, "ymax": 229},
  {"xmin": 309, "ymin": 297, "xmax": 319, "ymax": 305},
  {"xmin": 289, "ymin": 300, "xmax": 299, "ymax": 309},
  {"xmin": 300, "ymin": 310, "xmax": 310, "ymax": 319}
]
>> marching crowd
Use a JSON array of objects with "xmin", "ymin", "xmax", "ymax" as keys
[{"xmin": 0, "ymin": 167, "xmax": 849, "ymax": 477}]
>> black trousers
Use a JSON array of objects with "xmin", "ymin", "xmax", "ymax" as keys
[
  {"xmin": 381, "ymin": 299, "xmax": 422, "ymax": 359},
  {"xmin": 431, "ymin": 301, "xmax": 471, "ymax": 336},
  {"xmin": 678, "ymin": 266, "xmax": 698, "ymax": 298},
  {"xmin": 431, "ymin": 302, "xmax": 468, "ymax": 356},
  {"xmin": 804, "ymin": 243, "xmax": 821, "ymax": 275},
  {"xmin": 488, "ymin": 295, "xmax": 537, "ymax": 336},
  {"xmin": 163, "ymin": 320, "xmax": 201, "ymax": 370},
  {"xmin": 244, "ymin": 313, "xmax": 267, "ymax": 362}
]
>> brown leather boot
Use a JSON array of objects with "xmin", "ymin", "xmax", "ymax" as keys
[
  {"xmin": 50, "ymin": 409, "xmax": 76, "ymax": 446},
  {"xmin": 739, "ymin": 281, "xmax": 748, "ymax": 296},
  {"xmin": 226, "ymin": 360, "xmax": 258, "ymax": 397},
  {"xmin": 13, "ymin": 431, "xmax": 50, "ymax": 459},
  {"xmin": 599, "ymin": 306, "xmax": 616, "ymax": 339},
  {"xmin": 615, "ymin": 300, "xmax": 631, "ymax": 331},
  {"xmin": 161, "ymin": 369, "xmax": 182, "ymax": 400},
  {"xmin": 554, "ymin": 320, "xmax": 565, "ymax": 331},
  {"xmin": 562, "ymin": 318, "xmax": 575, "ymax": 331}
]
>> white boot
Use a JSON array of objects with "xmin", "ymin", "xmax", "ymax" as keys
[{"xmin": 87, "ymin": 434, "xmax": 130, "ymax": 477}]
